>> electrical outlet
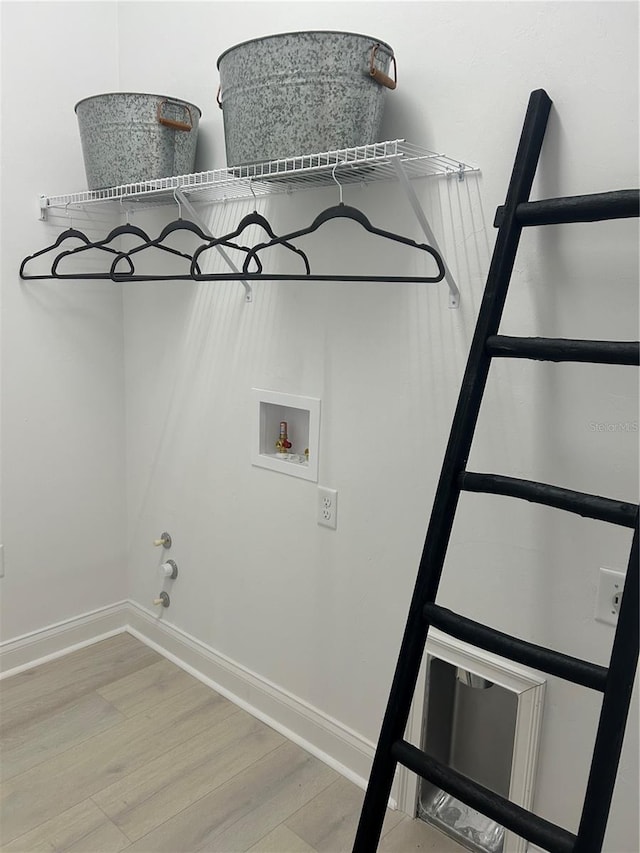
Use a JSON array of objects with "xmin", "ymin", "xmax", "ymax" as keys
[
  {"xmin": 595, "ymin": 567, "xmax": 625, "ymax": 626},
  {"xmin": 317, "ymin": 486, "xmax": 338, "ymax": 529}
]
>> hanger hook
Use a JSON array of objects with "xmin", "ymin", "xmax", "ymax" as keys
[
  {"xmin": 65, "ymin": 201, "xmax": 73, "ymax": 228},
  {"xmin": 332, "ymin": 161, "xmax": 344, "ymax": 205},
  {"xmin": 173, "ymin": 188, "xmax": 183, "ymax": 220},
  {"xmin": 249, "ymin": 179, "xmax": 257, "ymax": 211}
]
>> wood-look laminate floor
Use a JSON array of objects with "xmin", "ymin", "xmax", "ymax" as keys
[{"xmin": 0, "ymin": 633, "xmax": 462, "ymax": 852}]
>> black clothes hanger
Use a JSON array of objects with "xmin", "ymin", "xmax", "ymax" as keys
[
  {"xmin": 241, "ymin": 202, "xmax": 446, "ymax": 282},
  {"xmin": 107, "ymin": 183, "xmax": 276, "ymax": 280},
  {"xmin": 108, "ymin": 220, "xmax": 268, "ymax": 281},
  {"xmin": 190, "ymin": 209, "xmax": 311, "ymax": 279},
  {"xmin": 50, "ymin": 221, "xmax": 201, "ymax": 279},
  {"xmin": 156, "ymin": 216, "xmax": 213, "ymax": 243},
  {"xmin": 107, "ymin": 217, "xmax": 215, "ymax": 280},
  {"xmin": 20, "ymin": 227, "xmax": 94, "ymax": 279},
  {"xmin": 109, "ymin": 238, "xmax": 262, "ymax": 281}
]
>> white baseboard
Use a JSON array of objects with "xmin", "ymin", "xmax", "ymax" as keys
[
  {"xmin": 0, "ymin": 601, "xmax": 130, "ymax": 677},
  {"xmin": 125, "ymin": 601, "xmax": 379, "ymax": 797},
  {"xmin": 0, "ymin": 600, "xmax": 387, "ymax": 805}
]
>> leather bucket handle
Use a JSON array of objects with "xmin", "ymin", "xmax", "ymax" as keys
[
  {"xmin": 157, "ymin": 98, "xmax": 193, "ymax": 132},
  {"xmin": 369, "ymin": 43, "xmax": 397, "ymax": 90}
]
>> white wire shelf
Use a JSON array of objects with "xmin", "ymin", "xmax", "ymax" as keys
[{"xmin": 39, "ymin": 140, "xmax": 479, "ymax": 218}]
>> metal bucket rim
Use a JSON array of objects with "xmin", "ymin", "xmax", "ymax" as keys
[
  {"xmin": 217, "ymin": 30, "xmax": 393, "ymax": 68},
  {"xmin": 75, "ymin": 92, "xmax": 202, "ymax": 117}
]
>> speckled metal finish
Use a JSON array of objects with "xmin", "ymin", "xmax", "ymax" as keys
[
  {"xmin": 75, "ymin": 93, "xmax": 201, "ymax": 189},
  {"xmin": 217, "ymin": 31, "xmax": 395, "ymax": 167}
]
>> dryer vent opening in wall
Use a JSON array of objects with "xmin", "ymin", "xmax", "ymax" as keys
[{"xmin": 417, "ymin": 658, "xmax": 518, "ymax": 853}]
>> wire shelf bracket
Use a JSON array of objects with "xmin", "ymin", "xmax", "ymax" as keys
[
  {"xmin": 391, "ymin": 159, "xmax": 460, "ymax": 308},
  {"xmin": 174, "ymin": 190, "xmax": 253, "ymax": 302}
]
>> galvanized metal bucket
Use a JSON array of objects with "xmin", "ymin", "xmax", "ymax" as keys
[
  {"xmin": 217, "ymin": 31, "xmax": 396, "ymax": 167},
  {"xmin": 75, "ymin": 93, "xmax": 201, "ymax": 190}
]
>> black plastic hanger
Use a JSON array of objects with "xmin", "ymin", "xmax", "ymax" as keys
[
  {"xmin": 107, "ymin": 217, "xmax": 216, "ymax": 280},
  {"xmin": 191, "ymin": 209, "xmax": 311, "ymax": 279},
  {"xmin": 108, "ymin": 218, "xmax": 269, "ymax": 281},
  {"xmin": 242, "ymin": 202, "xmax": 445, "ymax": 282},
  {"xmin": 51, "ymin": 221, "xmax": 197, "ymax": 279},
  {"xmin": 48, "ymin": 222, "xmax": 150, "ymax": 278},
  {"xmin": 20, "ymin": 227, "xmax": 94, "ymax": 279}
]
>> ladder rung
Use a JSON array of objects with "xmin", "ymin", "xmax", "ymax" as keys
[
  {"xmin": 459, "ymin": 471, "xmax": 638, "ymax": 528},
  {"xmin": 424, "ymin": 603, "xmax": 608, "ymax": 691},
  {"xmin": 486, "ymin": 335, "xmax": 640, "ymax": 365},
  {"xmin": 494, "ymin": 188, "xmax": 640, "ymax": 227},
  {"xmin": 391, "ymin": 739, "xmax": 577, "ymax": 853}
]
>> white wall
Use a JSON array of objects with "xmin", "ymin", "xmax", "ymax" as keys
[
  {"xmin": 119, "ymin": 3, "xmax": 639, "ymax": 848},
  {"xmin": 0, "ymin": 1, "xmax": 127, "ymax": 638},
  {"xmin": 1, "ymin": 2, "xmax": 638, "ymax": 850}
]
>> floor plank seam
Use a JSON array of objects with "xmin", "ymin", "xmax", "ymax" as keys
[{"xmin": 90, "ymin": 794, "xmax": 134, "ymax": 845}]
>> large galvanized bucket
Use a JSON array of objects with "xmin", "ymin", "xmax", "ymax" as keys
[
  {"xmin": 217, "ymin": 31, "xmax": 396, "ymax": 167},
  {"xmin": 75, "ymin": 93, "xmax": 201, "ymax": 189}
]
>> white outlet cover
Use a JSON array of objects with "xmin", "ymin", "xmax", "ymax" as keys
[
  {"xmin": 595, "ymin": 567, "xmax": 625, "ymax": 626},
  {"xmin": 317, "ymin": 486, "xmax": 337, "ymax": 529}
]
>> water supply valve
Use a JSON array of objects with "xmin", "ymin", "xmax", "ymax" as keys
[{"xmin": 153, "ymin": 532, "xmax": 172, "ymax": 549}]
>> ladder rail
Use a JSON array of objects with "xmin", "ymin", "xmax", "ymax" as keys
[
  {"xmin": 416, "ymin": 529, "xmax": 639, "ymax": 853},
  {"xmin": 423, "ymin": 603, "xmax": 608, "ymax": 691},
  {"xmin": 391, "ymin": 739, "xmax": 577, "ymax": 853},
  {"xmin": 352, "ymin": 87, "xmax": 554, "ymax": 852},
  {"xmin": 494, "ymin": 188, "xmax": 640, "ymax": 227},
  {"xmin": 573, "ymin": 522, "xmax": 639, "ymax": 853},
  {"xmin": 353, "ymin": 87, "xmax": 639, "ymax": 853},
  {"xmin": 459, "ymin": 471, "xmax": 638, "ymax": 528},
  {"xmin": 486, "ymin": 335, "xmax": 640, "ymax": 365}
]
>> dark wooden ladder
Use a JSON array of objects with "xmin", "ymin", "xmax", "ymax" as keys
[{"xmin": 352, "ymin": 88, "xmax": 639, "ymax": 853}]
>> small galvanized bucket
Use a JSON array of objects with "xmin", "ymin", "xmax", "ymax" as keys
[
  {"xmin": 75, "ymin": 93, "xmax": 201, "ymax": 189},
  {"xmin": 217, "ymin": 31, "xmax": 396, "ymax": 166}
]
